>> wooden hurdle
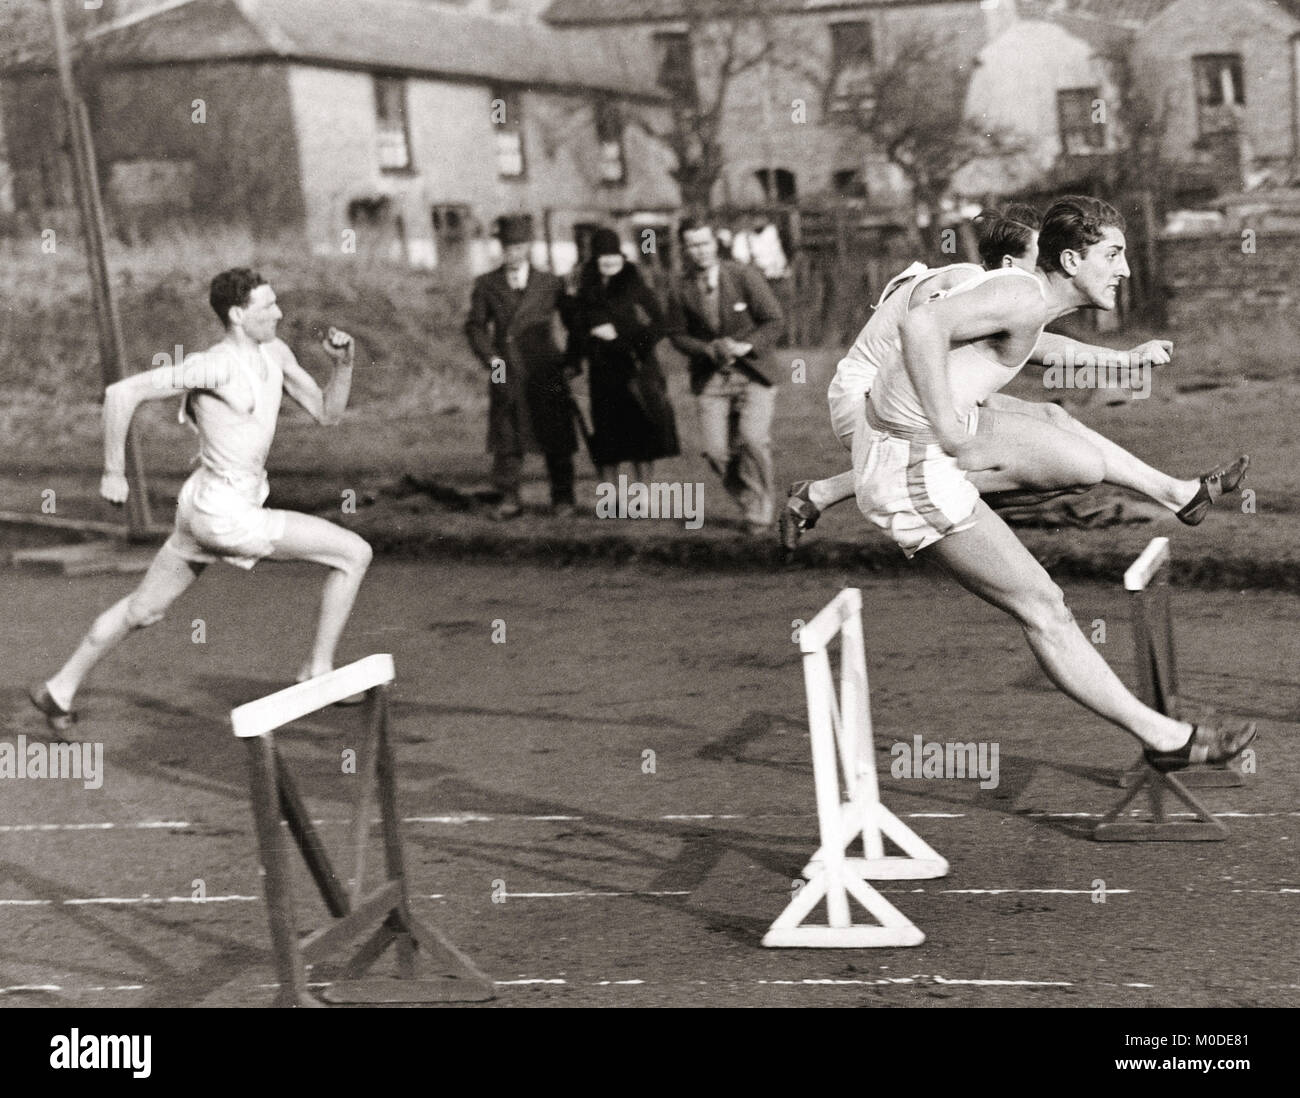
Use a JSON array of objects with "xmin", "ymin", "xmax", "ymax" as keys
[
  {"xmin": 763, "ymin": 589, "xmax": 947, "ymax": 949},
  {"xmin": 1093, "ymin": 539, "xmax": 1234, "ymax": 842},
  {"xmin": 231, "ymin": 654, "xmax": 495, "ymax": 1005}
]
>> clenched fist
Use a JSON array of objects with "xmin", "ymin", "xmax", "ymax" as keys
[
  {"xmin": 322, "ymin": 326, "xmax": 355, "ymax": 365},
  {"xmin": 1128, "ymin": 340, "xmax": 1172, "ymax": 368},
  {"xmin": 101, "ymin": 472, "xmax": 129, "ymax": 504}
]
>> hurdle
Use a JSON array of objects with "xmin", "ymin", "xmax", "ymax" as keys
[
  {"xmin": 763, "ymin": 588, "xmax": 947, "ymax": 949},
  {"xmin": 1093, "ymin": 538, "xmax": 1234, "ymax": 841},
  {"xmin": 231, "ymin": 654, "xmax": 495, "ymax": 1005},
  {"xmin": 1114, "ymin": 536, "xmax": 1245, "ymax": 791}
]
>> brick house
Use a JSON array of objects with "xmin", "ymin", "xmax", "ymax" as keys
[
  {"xmin": 0, "ymin": 0, "xmax": 680, "ymax": 274},
  {"xmin": 543, "ymin": 0, "xmax": 999, "ymax": 208},
  {"xmin": 1132, "ymin": 0, "xmax": 1300, "ymax": 201}
]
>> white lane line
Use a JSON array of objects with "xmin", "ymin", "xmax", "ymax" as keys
[
  {"xmin": 0, "ymin": 893, "xmax": 448, "ymax": 907},
  {"xmin": 935, "ymin": 883, "xmax": 1128, "ymax": 888},
  {"xmin": 0, "ymin": 820, "xmax": 190, "ymax": 833},
  {"xmin": 11, "ymin": 976, "xmax": 1298, "ymax": 997},
  {"xmin": 502, "ymin": 890, "xmax": 691, "ymax": 899},
  {"xmin": 495, "ymin": 979, "xmax": 567, "ymax": 986},
  {"xmin": 4, "ymin": 809, "xmax": 1298, "ymax": 835},
  {"xmin": 0, "ymin": 883, "xmax": 1133, "ymax": 909}
]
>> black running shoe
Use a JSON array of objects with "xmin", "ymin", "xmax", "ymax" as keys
[
  {"xmin": 1176, "ymin": 454, "xmax": 1250, "ymax": 526},
  {"xmin": 28, "ymin": 683, "xmax": 77, "ymax": 733},
  {"xmin": 1144, "ymin": 718, "xmax": 1257, "ymax": 772},
  {"xmin": 779, "ymin": 480, "xmax": 820, "ymax": 552}
]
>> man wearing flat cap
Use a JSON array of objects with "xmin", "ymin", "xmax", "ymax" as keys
[{"xmin": 465, "ymin": 213, "xmax": 578, "ymax": 519}]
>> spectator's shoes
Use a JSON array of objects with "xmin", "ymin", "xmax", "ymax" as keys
[
  {"xmin": 489, "ymin": 499, "xmax": 524, "ymax": 522},
  {"xmin": 779, "ymin": 481, "xmax": 820, "ymax": 552},
  {"xmin": 28, "ymin": 683, "xmax": 77, "ymax": 733},
  {"xmin": 1144, "ymin": 718, "xmax": 1257, "ymax": 772},
  {"xmin": 1176, "ymin": 455, "xmax": 1250, "ymax": 526}
]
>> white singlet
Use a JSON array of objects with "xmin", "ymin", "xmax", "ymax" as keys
[
  {"xmin": 826, "ymin": 261, "xmax": 980, "ymax": 442},
  {"xmin": 852, "ymin": 266, "xmax": 1045, "ymax": 558}
]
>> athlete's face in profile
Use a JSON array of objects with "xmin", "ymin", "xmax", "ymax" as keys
[
  {"xmin": 233, "ymin": 283, "xmax": 282, "ymax": 344},
  {"xmin": 1071, "ymin": 226, "xmax": 1129, "ymax": 310}
]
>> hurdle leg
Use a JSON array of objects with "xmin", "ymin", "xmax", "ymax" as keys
[
  {"xmin": 373, "ymin": 688, "xmax": 497, "ymax": 993},
  {"xmin": 245, "ymin": 734, "xmax": 318, "ymax": 1007},
  {"xmin": 275, "ymin": 747, "xmax": 351, "ymax": 916},
  {"xmin": 348, "ymin": 686, "xmax": 384, "ymax": 906}
]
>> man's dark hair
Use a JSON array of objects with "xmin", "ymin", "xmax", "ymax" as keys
[
  {"xmin": 1037, "ymin": 196, "xmax": 1125, "ymax": 275},
  {"xmin": 973, "ymin": 203, "xmax": 1041, "ymax": 269},
  {"xmin": 677, "ymin": 216, "xmax": 714, "ymax": 242},
  {"xmin": 209, "ymin": 267, "xmax": 267, "ymax": 327}
]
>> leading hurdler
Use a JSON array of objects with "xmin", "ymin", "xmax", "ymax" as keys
[
  {"xmin": 851, "ymin": 197, "xmax": 1254, "ymax": 770},
  {"xmin": 29, "ymin": 268, "xmax": 373, "ymax": 731}
]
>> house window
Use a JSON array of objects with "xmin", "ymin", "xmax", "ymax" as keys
[
  {"xmin": 492, "ymin": 87, "xmax": 526, "ymax": 179},
  {"xmin": 1193, "ymin": 54, "xmax": 1245, "ymax": 137},
  {"xmin": 1057, "ymin": 87, "xmax": 1105, "ymax": 155},
  {"xmin": 654, "ymin": 31, "xmax": 698, "ymax": 103},
  {"xmin": 832, "ymin": 168, "xmax": 867, "ymax": 199},
  {"xmin": 374, "ymin": 76, "xmax": 412, "ymax": 172},
  {"xmin": 594, "ymin": 100, "xmax": 626, "ymax": 185},
  {"xmin": 755, "ymin": 168, "xmax": 797, "ymax": 203},
  {"xmin": 829, "ymin": 20, "xmax": 874, "ymax": 117}
]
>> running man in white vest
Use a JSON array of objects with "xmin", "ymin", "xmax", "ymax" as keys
[
  {"xmin": 849, "ymin": 196, "xmax": 1255, "ymax": 769},
  {"xmin": 29, "ymin": 268, "xmax": 373, "ymax": 731},
  {"xmin": 780, "ymin": 204, "xmax": 1248, "ymax": 550}
]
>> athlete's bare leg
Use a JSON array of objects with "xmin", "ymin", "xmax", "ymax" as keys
[
  {"xmin": 796, "ymin": 399, "xmax": 1200, "ymax": 521},
  {"xmin": 265, "ymin": 512, "xmax": 372, "ymax": 679},
  {"xmin": 921, "ymin": 499, "xmax": 1191, "ymax": 751},
  {"xmin": 44, "ymin": 546, "xmax": 206, "ymax": 711},
  {"xmin": 982, "ymin": 395, "xmax": 1198, "ymax": 509}
]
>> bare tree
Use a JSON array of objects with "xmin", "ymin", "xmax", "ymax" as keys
[
  {"xmin": 642, "ymin": 0, "xmax": 785, "ymax": 212},
  {"xmin": 815, "ymin": 29, "xmax": 1023, "ymax": 249}
]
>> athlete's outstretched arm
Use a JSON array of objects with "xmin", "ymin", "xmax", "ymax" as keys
[
  {"xmin": 101, "ymin": 355, "xmax": 236, "ymax": 501},
  {"xmin": 1028, "ymin": 331, "xmax": 1172, "ymax": 370},
  {"xmin": 900, "ymin": 278, "xmax": 1045, "ymax": 455},
  {"xmin": 279, "ymin": 333, "xmax": 355, "ymax": 426}
]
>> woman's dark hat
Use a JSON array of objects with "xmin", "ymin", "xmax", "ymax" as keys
[{"xmin": 591, "ymin": 228, "xmax": 623, "ymax": 258}]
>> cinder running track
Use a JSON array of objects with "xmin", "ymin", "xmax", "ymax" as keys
[{"xmin": 2, "ymin": 560, "xmax": 1297, "ymax": 1007}]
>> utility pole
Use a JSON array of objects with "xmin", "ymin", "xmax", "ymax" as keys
[{"xmin": 47, "ymin": 0, "xmax": 152, "ymax": 538}]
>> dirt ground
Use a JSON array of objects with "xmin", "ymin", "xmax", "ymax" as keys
[{"xmin": 2, "ymin": 559, "xmax": 1297, "ymax": 1009}]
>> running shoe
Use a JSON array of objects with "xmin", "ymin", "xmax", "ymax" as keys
[
  {"xmin": 1176, "ymin": 455, "xmax": 1250, "ymax": 526},
  {"xmin": 1144, "ymin": 717, "xmax": 1257, "ymax": 772},
  {"xmin": 779, "ymin": 480, "xmax": 820, "ymax": 552}
]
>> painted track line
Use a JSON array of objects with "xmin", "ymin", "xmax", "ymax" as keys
[
  {"xmin": 9, "ymin": 885, "xmax": 1298, "ymax": 908},
  {"xmin": 3, "ymin": 809, "xmax": 1298, "ymax": 834},
  {"xmin": 11, "ymin": 975, "xmax": 1298, "ymax": 999}
]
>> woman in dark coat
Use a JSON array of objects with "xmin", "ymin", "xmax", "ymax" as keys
[{"xmin": 572, "ymin": 229, "xmax": 680, "ymax": 485}]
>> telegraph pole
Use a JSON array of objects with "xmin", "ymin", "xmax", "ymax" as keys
[{"xmin": 47, "ymin": 0, "xmax": 152, "ymax": 538}]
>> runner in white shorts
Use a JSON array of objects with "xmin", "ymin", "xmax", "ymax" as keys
[
  {"xmin": 780, "ymin": 205, "xmax": 1249, "ymax": 550},
  {"xmin": 29, "ymin": 268, "xmax": 373, "ymax": 731},
  {"xmin": 847, "ymin": 196, "xmax": 1255, "ymax": 770}
]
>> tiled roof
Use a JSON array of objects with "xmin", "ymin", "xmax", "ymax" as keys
[
  {"xmin": 1015, "ymin": 0, "xmax": 1180, "ymax": 26},
  {"xmin": 7, "ymin": 0, "xmax": 665, "ymax": 96},
  {"xmin": 545, "ymin": 0, "xmax": 980, "ymax": 26}
]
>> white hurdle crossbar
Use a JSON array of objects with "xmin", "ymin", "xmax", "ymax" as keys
[
  {"xmin": 231, "ymin": 654, "xmax": 396, "ymax": 739},
  {"xmin": 763, "ymin": 589, "xmax": 948, "ymax": 949}
]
